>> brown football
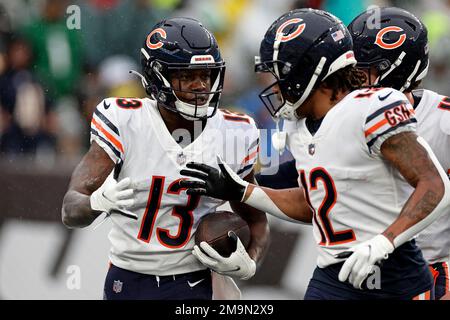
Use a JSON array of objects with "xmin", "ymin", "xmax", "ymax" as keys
[{"xmin": 195, "ymin": 210, "xmax": 251, "ymax": 257}]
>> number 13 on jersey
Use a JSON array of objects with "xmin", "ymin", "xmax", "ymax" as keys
[{"xmin": 137, "ymin": 177, "xmax": 200, "ymax": 248}]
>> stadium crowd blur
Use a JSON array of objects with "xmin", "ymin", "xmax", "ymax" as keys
[{"xmin": 0, "ymin": 0, "xmax": 449, "ymax": 163}]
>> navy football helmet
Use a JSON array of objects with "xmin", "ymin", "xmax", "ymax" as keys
[
  {"xmin": 348, "ymin": 7, "xmax": 429, "ymax": 92},
  {"xmin": 255, "ymin": 8, "xmax": 356, "ymax": 120},
  {"xmin": 139, "ymin": 17, "xmax": 225, "ymax": 120}
]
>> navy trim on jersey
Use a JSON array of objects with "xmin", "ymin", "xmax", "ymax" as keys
[
  {"xmin": 411, "ymin": 89, "xmax": 424, "ymax": 110},
  {"xmin": 305, "ymin": 117, "xmax": 324, "ymax": 136},
  {"xmin": 91, "ymin": 128, "xmax": 122, "ymax": 159},
  {"xmin": 439, "ymin": 97, "xmax": 450, "ymax": 111},
  {"xmin": 256, "ymin": 159, "xmax": 299, "ymax": 189},
  {"xmin": 366, "ymin": 119, "xmax": 417, "ymax": 149},
  {"xmin": 237, "ymin": 164, "xmax": 254, "ymax": 176},
  {"xmin": 114, "ymin": 159, "xmax": 124, "ymax": 179},
  {"xmin": 94, "ymin": 108, "xmax": 120, "ymax": 136},
  {"xmin": 365, "ymin": 100, "xmax": 408, "ymax": 124}
]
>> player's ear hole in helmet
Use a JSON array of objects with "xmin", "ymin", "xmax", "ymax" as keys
[
  {"xmin": 348, "ymin": 7, "xmax": 429, "ymax": 93},
  {"xmin": 254, "ymin": 8, "xmax": 358, "ymax": 121},
  {"xmin": 134, "ymin": 17, "xmax": 226, "ymax": 120}
]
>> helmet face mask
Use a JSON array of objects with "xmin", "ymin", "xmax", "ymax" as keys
[
  {"xmin": 255, "ymin": 9, "xmax": 357, "ymax": 120},
  {"xmin": 140, "ymin": 17, "xmax": 226, "ymax": 120},
  {"xmin": 255, "ymin": 59, "xmax": 298, "ymax": 119},
  {"xmin": 148, "ymin": 59, "xmax": 225, "ymax": 120}
]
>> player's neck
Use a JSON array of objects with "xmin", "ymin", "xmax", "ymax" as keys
[
  {"xmin": 403, "ymin": 91, "xmax": 414, "ymax": 105},
  {"xmin": 157, "ymin": 104, "xmax": 206, "ymax": 143},
  {"xmin": 304, "ymin": 87, "xmax": 349, "ymax": 120},
  {"xmin": 367, "ymin": 69, "xmax": 415, "ymax": 105}
]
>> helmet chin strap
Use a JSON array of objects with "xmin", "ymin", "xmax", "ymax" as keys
[
  {"xmin": 375, "ymin": 51, "xmax": 406, "ymax": 85},
  {"xmin": 399, "ymin": 59, "xmax": 421, "ymax": 92},
  {"xmin": 415, "ymin": 59, "xmax": 429, "ymax": 81},
  {"xmin": 153, "ymin": 66, "xmax": 222, "ymax": 120},
  {"xmin": 271, "ymin": 57, "xmax": 327, "ymax": 153},
  {"xmin": 174, "ymin": 99, "xmax": 209, "ymax": 120},
  {"xmin": 173, "ymin": 69, "xmax": 222, "ymax": 120},
  {"xmin": 129, "ymin": 70, "xmax": 149, "ymax": 88}
]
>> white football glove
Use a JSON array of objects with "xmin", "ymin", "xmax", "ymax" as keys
[
  {"xmin": 90, "ymin": 175, "xmax": 138, "ymax": 220},
  {"xmin": 192, "ymin": 231, "xmax": 256, "ymax": 280},
  {"xmin": 337, "ymin": 234, "xmax": 394, "ymax": 289}
]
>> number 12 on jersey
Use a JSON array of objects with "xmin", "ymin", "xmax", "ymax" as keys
[
  {"xmin": 137, "ymin": 177, "xmax": 200, "ymax": 248},
  {"xmin": 299, "ymin": 168, "xmax": 356, "ymax": 246}
]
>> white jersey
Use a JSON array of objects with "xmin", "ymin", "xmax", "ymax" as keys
[
  {"xmin": 411, "ymin": 89, "xmax": 450, "ymax": 264},
  {"xmin": 285, "ymin": 87, "xmax": 420, "ymax": 268},
  {"xmin": 90, "ymin": 97, "xmax": 259, "ymax": 275}
]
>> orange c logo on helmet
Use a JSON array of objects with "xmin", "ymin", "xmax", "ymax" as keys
[
  {"xmin": 375, "ymin": 26, "xmax": 406, "ymax": 50},
  {"xmin": 276, "ymin": 18, "xmax": 306, "ymax": 42},
  {"xmin": 146, "ymin": 28, "xmax": 167, "ymax": 50}
]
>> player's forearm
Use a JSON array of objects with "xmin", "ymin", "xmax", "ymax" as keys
[
  {"xmin": 247, "ymin": 218, "xmax": 270, "ymax": 265},
  {"xmin": 380, "ymin": 134, "xmax": 450, "ymax": 247},
  {"xmin": 231, "ymin": 201, "xmax": 270, "ymax": 264},
  {"xmin": 62, "ymin": 190, "xmax": 101, "ymax": 228},
  {"xmin": 383, "ymin": 176, "xmax": 448, "ymax": 247},
  {"xmin": 243, "ymin": 185, "xmax": 312, "ymax": 224}
]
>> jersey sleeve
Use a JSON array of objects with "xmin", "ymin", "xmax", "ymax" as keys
[
  {"xmin": 236, "ymin": 118, "xmax": 260, "ymax": 179},
  {"xmin": 363, "ymin": 89, "xmax": 417, "ymax": 156},
  {"xmin": 90, "ymin": 98, "xmax": 124, "ymax": 163}
]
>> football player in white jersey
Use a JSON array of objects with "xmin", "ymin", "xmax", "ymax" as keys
[
  {"xmin": 61, "ymin": 17, "xmax": 269, "ymax": 300},
  {"xmin": 180, "ymin": 9, "xmax": 450, "ymax": 299},
  {"xmin": 348, "ymin": 6, "xmax": 450, "ymax": 299}
]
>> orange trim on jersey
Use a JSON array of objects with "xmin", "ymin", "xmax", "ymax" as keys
[
  {"xmin": 364, "ymin": 118, "xmax": 388, "ymax": 137},
  {"xmin": 429, "ymin": 265, "xmax": 439, "ymax": 285},
  {"xmin": 299, "ymin": 169, "xmax": 326, "ymax": 246},
  {"xmin": 220, "ymin": 109, "xmax": 249, "ymax": 117},
  {"xmin": 309, "ymin": 167, "xmax": 356, "ymax": 246},
  {"xmin": 444, "ymin": 262, "xmax": 449, "ymax": 293},
  {"xmin": 167, "ymin": 178, "xmax": 185, "ymax": 191},
  {"xmin": 241, "ymin": 147, "xmax": 260, "ymax": 165},
  {"xmin": 223, "ymin": 115, "xmax": 251, "ymax": 123},
  {"xmin": 309, "ymin": 169, "xmax": 334, "ymax": 246},
  {"xmin": 91, "ymin": 118, "xmax": 124, "ymax": 153},
  {"xmin": 438, "ymin": 97, "xmax": 450, "ymax": 111},
  {"xmin": 157, "ymin": 178, "xmax": 198, "ymax": 249},
  {"xmin": 221, "ymin": 109, "xmax": 251, "ymax": 123},
  {"xmin": 116, "ymin": 98, "xmax": 143, "ymax": 109},
  {"xmin": 413, "ymin": 290, "xmax": 431, "ymax": 300},
  {"xmin": 355, "ymin": 87, "xmax": 384, "ymax": 99}
]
